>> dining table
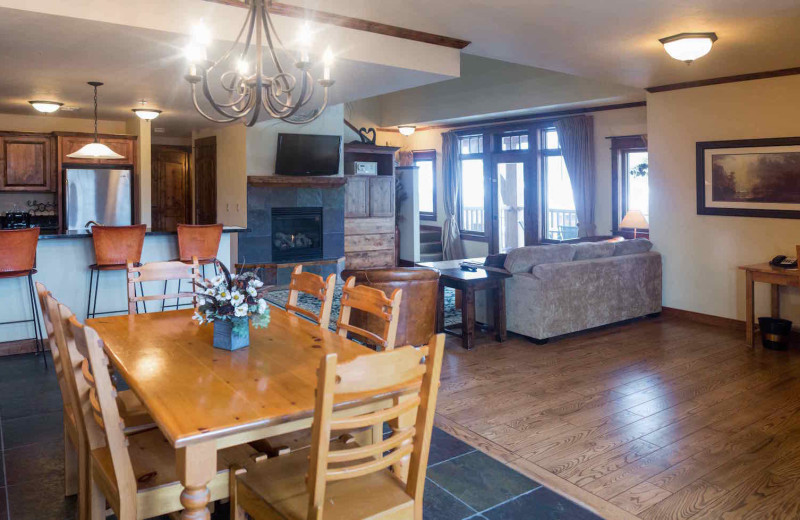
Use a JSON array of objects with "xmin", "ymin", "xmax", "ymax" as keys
[{"xmin": 87, "ymin": 305, "xmax": 416, "ymax": 520}]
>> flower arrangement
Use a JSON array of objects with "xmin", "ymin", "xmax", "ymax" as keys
[{"xmin": 192, "ymin": 262, "xmax": 271, "ymax": 340}]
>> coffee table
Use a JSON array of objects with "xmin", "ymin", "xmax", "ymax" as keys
[{"xmin": 418, "ymin": 258, "xmax": 512, "ymax": 350}]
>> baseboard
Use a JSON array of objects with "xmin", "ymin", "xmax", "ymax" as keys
[
  {"xmin": 0, "ymin": 339, "xmax": 40, "ymax": 356},
  {"xmin": 661, "ymin": 307, "xmax": 745, "ymax": 331}
]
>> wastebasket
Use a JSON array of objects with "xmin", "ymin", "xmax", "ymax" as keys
[{"xmin": 758, "ymin": 317, "xmax": 792, "ymax": 351}]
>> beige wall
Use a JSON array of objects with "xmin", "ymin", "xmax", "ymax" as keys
[
  {"xmin": 374, "ymin": 105, "xmax": 647, "ymax": 257},
  {"xmin": 0, "ymin": 112, "xmax": 126, "ymax": 134},
  {"xmin": 648, "ymin": 75, "xmax": 800, "ymax": 323},
  {"xmin": 126, "ymin": 118, "xmax": 151, "ymax": 226},
  {"xmin": 193, "ymin": 124, "xmax": 248, "ymax": 229}
]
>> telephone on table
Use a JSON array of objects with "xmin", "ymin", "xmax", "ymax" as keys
[{"xmin": 770, "ymin": 255, "xmax": 798, "ymax": 269}]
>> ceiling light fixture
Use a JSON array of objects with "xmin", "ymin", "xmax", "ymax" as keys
[
  {"xmin": 29, "ymin": 101, "xmax": 63, "ymax": 113},
  {"xmin": 398, "ymin": 125, "xmax": 416, "ymax": 136},
  {"xmin": 659, "ymin": 32, "xmax": 718, "ymax": 64},
  {"xmin": 67, "ymin": 82, "xmax": 125, "ymax": 160},
  {"xmin": 184, "ymin": 0, "xmax": 335, "ymax": 126},
  {"xmin": 132, "ymin": 101, "xmax": 162, "ymax": 121}
]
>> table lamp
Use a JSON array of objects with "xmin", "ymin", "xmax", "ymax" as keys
[{"xmin": 620, "ymin": 210, "xmax": 649, "ymax": 238}]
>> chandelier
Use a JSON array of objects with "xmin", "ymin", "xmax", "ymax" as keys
[{"xmin": 184, "ymin": 0, "xmax": 335, "ymax": 126}]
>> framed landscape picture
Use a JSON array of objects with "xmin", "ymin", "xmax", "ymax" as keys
[{"xmin": 697, "ymin": 137, "xmax": 800, "ymax": 219}]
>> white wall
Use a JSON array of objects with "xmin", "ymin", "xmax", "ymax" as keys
[
  {"xmin": 648, "ymin": 75, "xmax": 800, "ymax": 323},
  {"xmin": 396, "ymin": 166, "xmax": 420, "ymax": 263},
  {"xmin": 246, "ymin": 104, "xmax": 345, "ymax": 176}
]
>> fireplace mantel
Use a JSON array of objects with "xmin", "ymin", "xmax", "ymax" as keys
[{"xmin": 247, "ymin": 175, "xmax": 347, "ymax": 188}]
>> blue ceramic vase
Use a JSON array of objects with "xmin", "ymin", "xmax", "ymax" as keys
[{"xmin": 213, "ymin": 319, "xmax": 250, "ymax": 351}]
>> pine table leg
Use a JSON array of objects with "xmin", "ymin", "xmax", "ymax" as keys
[
  {"xmin": 745, "ymin": 271, "xmax": 754, "ymax": 347},
  {"xmin": 178, "ymin": 441, "xmax": 217, "ymax": 520}
]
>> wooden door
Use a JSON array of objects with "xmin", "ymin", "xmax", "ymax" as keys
[
  {"xmin": 368, "ymin": 176, "xmax": 394, "ymax": 217},
  {"xmin": 151, "ymin": 146, "xmax": 190, "ymax": 232},
  {"xmin": 0, "ymin": 136, "xmax": 54, "ymax": 191},
  {"xmin": 194, "ymin": 136, "xmax": 217, "ymax": 225},
  {"xmin": 345, "ymin": 176, "xmax": 369, "ymax": 218}
]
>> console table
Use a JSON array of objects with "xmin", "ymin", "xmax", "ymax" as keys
[
  {"xmin": 418, "ymin": 258, "xmax": 511, "ymax": 350},
  {"xmin": 738, "ymin": 263, "xmax": 799, "ymax": 347}
]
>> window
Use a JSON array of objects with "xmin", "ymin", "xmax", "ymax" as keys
[
  {"xmin": 413, "ymin": 150, "xmax": 436, "ymax": 220},
  {"xmin": 458, "ymin": 135, "xmax": 485, "ymax": 235},
  {"xmin": 611, "ymin": 136, "xmax": 648, "ymax": 236},
  {"xmin": 500, "ymin": 131, "xmax": 529, "ymax": 151},
  {"xmin": 541, "ymin": 128, "xmax": 577, "ymax": 241}
]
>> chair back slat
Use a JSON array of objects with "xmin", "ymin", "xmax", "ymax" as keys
[
  {"xmin": 336, "ymin": 276, "xmax": 402, "ymax": 350},
  {"xmin": 305, "ymin": 334, "xmax": 445, "ymax": 516},
  {"xmin": 35, "ymin": 283, "xmax": 71, "ymax": 415},
  {"xmin": 286, "ymin": 266, "xmax": 336, "ymax": 329},
  {"xmin": 127, "ymin": 257, "xmax": 200, "ymax": 314}
]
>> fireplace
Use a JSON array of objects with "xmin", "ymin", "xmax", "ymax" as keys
[{"xmin": 271, "ymin": 207, "xmax": 323, "ymax": 262}]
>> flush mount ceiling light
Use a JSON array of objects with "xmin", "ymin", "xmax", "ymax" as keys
[
  {"xmin": 659, "ymin": 32, "xmax": 718, "ymax": 63},
  {"xmin": 183, "ymin": 0, "xmax": 335, "ymax": 126},
  {"xmin": 67, "ymin": 82, "xmax": 125, "ymax": 160},
  {"xmin": 28, "ymin": 101, "xmax": 63, "ymax": 113},
  {"xmin": 398, "ymin": 125, "xmax": 416, "ymax": 136},
  {"xmin": 132, "ymin": 101, "xmax": 162, "ymax": 120}
]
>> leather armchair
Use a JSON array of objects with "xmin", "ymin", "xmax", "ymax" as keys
[{"xmin": 340, "ymin": 267, "xmax": 440, "ymax": 347}]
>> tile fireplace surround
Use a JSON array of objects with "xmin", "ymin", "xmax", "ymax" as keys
[{"xmin": 239, "ymin": 182, "xmax": 345, "ymax": 283}]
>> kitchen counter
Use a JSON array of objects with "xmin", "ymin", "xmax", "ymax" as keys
[{"xmin": 37, "ymin": 226, "xmax": 248, "ymax": 239}]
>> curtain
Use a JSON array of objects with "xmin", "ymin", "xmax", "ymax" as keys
[
  {"xmin": 554, "ymin": 115, "xmax": 596, "ymax": 237},
  {"xmin": 441, "ymin": 131, "xmax": 465, "ymax": 260}
]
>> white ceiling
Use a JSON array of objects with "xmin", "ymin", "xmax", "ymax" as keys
[
  {"xmin": 297, "ymin": 0, "xmax": 800, "ymax": 88},
  {"xmin": 0, "ymin": 6, "xmax": 452, "ymax": 136}
]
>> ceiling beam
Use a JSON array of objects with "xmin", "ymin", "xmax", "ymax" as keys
[{"xmin": 202, "ymin": 0, "xmax": 471, "ymax": 49}]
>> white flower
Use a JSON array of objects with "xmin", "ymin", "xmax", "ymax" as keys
[
  {"xmin": 234, "ymin": 303, "xmax": 249, "ymax": 317},
  {"xmin": 257, "ymin": 299, "xmax": 268, "ymax": 314},
  {"xmin": 249, "ymin": 279, "xmax": 264, "ymax": 288},
  {"xmin": 210, "ymin": 275, "xmax": 225, "ymax": 287},
  {"xmin": 230, "ymin": 291, "xmax": 244, "ymax": 305},
  {"xmin": 217, "ymin": 289, "xmax": 231, "ymax": 301},
  {"xmin": 204, "ymin": 287, "xmax": 215, "ymax": 296},
  {"xmin": 247, "ymin": 285, "xmax": 258, "ymax": 297},
  {"xmin": 192, "ymin": 311, "xmax": 205, "ymax": 325}
]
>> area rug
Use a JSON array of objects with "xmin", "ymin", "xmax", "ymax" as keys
[{"xmin": 266, "ymin": 285, "xmax": 462, "ymax": 329}]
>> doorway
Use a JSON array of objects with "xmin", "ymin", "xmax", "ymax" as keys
[
  {"xmin": 151, "ymin": 145, "xmax": 191, "ymax": 232},
  {"xmin": 194, "ymin": 136, "xmax": 217, "ymax": 225},
  {"xmin": 491, "ymin": 153, "xmax": 534, "ymax": 254}
]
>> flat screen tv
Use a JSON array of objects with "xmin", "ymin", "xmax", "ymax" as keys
[{"xmin": 275, "ymin": 133, "xmax": 342, "ymax": 176}]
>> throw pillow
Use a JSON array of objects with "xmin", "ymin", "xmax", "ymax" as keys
[
  {"xmin": 504, "ymin": 244, "xmax": 575, "ymax": 273},
  {"xmin": 572, "ymin": 241, "xmax": 616, "ymax": 261},
  {"xmin": 613, "ymin": 238, "xmax": 653, "ymax": 256}
]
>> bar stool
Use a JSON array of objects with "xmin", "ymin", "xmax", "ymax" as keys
[
  {"xmin": 162, "ymin": 223, "xmax": 222, "ymax": 311},
  {"xmin": 0, "ymin": 228, "xmax": 45, "ymax": 362},
  {"xmin": 87, "ymin": 224, "xmax": 147, "ymax": 319}
]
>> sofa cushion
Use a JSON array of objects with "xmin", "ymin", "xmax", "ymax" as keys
[
  {"xmin": 572, "ymin": 242, "xmax": 616, "ymax": 261},
  {"xmin": 614, "ymin": 238, "xmax": 653, "ymax": 256},
  {"xmin": 504, "ymin": 244, "xmax": 575, "ymax": 273}
]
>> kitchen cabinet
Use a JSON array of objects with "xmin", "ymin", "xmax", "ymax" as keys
[
  {"xmin": 59, "ymin": 135, "xmax": 135, "ymax": 165},
  {"xmin": 0, "ymin": 135, "xmax": 55, "ymax": 192}
]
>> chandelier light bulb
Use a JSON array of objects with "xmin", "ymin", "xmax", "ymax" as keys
[
  {"xmin": 185, "ymin": 43, "xmax": 206, "ymax": 64},
  {"xmin": 192, "ymin": 22, "xmax": 211, "ymax": 47},
  {"xmin": 298, "ymin": 22, "xmax": 313, "ymax": 48},
  {"xmin": 323, "ymin": 47, "xmax": 334, "ymax": 81},
  {"xmin": 659, "ymin": 32, "xmax": 717, "ymax": 63},
  {"xmin": 237, "ymin": 59, "xmax": 249, "ymax": 76}
]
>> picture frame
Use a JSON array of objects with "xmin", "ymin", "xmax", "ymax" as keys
[{"xmin": 696, "ymin": 137, "xmax": 800, "ymax": 219}]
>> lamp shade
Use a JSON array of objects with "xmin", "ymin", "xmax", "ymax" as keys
[
  {"xmin": 132, "ymin": 108, "xmax": 162, "ymax": 120},
  {"xmin": 620, "ymin": 209, "xmax": 649, "ymax": 230},
  {"xmin": 29, "ymin": 101, "xmax": 63, "ymax": 113},
  {"xmin": 66, "ymin": 142, "xmax": 125, "ymax": 160},
  {"xmin": 398, "ymin": 125, "xmax": 416, "ymax": 136},
  {"xmin": 659, "ymin": 33, "xmax": 717, "ymax": 63}
]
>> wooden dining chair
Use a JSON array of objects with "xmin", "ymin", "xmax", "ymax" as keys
[
  {"xmin": 66, "ymin": 312, "xmax": 259, "ymax": 520},
  {"xmin": 34, "ymin": 282, "xmax": 80, "ymax": 498},
  {"xmin": 231, "ymin": 333, "xmax": 445, "ymax": 520},
  {"xmin": 127, "ymin": 257, "xmax": 200, "ymax": 314},
  {"xmin": 286, "ymin": 266, "xmax": 336, "ymax": 329},
  {"xmin": 336, "ymin": 276, "xmax": 403, "ymax": 351}
]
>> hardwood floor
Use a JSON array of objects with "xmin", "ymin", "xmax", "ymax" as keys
[{"xmin": 434, "ymin": 314, "xmax": 800, "ymax": 520}]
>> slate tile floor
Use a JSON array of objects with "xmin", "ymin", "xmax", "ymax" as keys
[{"xmin": 0, "ymin": 353, "xmax": 601, "ymax": 520}]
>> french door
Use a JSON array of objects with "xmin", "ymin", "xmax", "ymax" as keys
[{"xmin": 490, "ymin": 153, "xmax": 534, "ymax": 254}]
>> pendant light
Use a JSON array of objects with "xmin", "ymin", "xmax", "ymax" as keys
[{"xmin": 67, "ymin": 82, "xmax": 124, "ymax": 160}]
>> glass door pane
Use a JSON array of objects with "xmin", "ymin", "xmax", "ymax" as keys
[{"xmin": 496, "ymin": 161, "xmax": 525, "ymax": 252}]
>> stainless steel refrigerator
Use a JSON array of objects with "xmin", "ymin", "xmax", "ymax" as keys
[{"xmin": 64, "ymin": 169, "xmax": 133, "ymax": 230}]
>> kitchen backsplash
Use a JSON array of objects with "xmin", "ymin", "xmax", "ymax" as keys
[{"xmin": 0, "ymin": 192, "xmax": 56, "ymax": 215}]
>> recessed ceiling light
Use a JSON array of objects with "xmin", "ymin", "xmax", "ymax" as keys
[
  {"xmin": 398, "ymin": 125, "xmax": 416, "ymax": 136},
  {"xmin": 132, "ymin": 108, "xmax": 162, "ymax": 120},
  {"xmin": 659, "ymin": 32, "xmax": 718, "ymax": 64},
  {"xmin": 28, "ymin": 101, "xmax": 63, "ymax": 113}
]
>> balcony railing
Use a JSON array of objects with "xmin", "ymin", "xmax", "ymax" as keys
[
  {"xmin": 546, "ymin": 209, "xmax": 577, "ymax": 240},
  {"xmin": 461, "ymin": 206, "xmax": 484, "ymax": 233}
]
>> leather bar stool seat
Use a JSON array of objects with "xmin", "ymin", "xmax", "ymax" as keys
[
  {"xmin": 340, "ymin": 267, "xmax": 440, "ymax": 347},
  {"xmin": 87, "ymin": 225, "xmax": 147, "ymax": 318},
  {"xmin": 0, "ymin": 228, "xmax": 45, "ymax": 362},
  {"xmin": 162, "ymin": 224, "xmax": 223, "ymax": 311}
]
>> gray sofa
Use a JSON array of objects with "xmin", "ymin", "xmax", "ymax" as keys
[{"xmin": 476, "ymin": 239, "xmax": 662, "ymax": 342}]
